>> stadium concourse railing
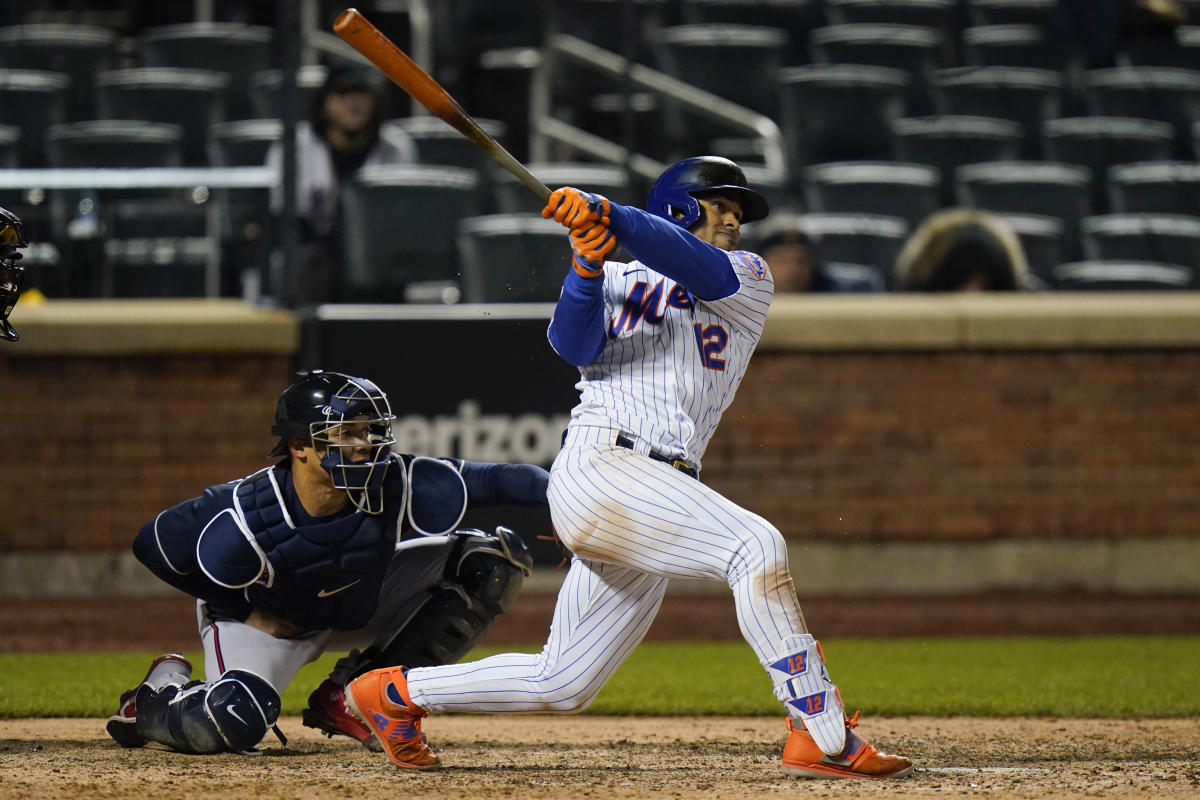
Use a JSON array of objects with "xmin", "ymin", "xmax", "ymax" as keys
[
  {"xmin": 528, "ymin": 33, "xmax": 787, "ymax": 182},
  {"xmin": 0, "ymin": 166, "xmax": 274, "ymax": 298}
]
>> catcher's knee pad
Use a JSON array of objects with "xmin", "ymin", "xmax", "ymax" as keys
[
  {"xmin": 135, "ymin": 670, "xmax": 281, "ymax": 755},
  {"xmin": 360, "ymin": 526, "xmax": 533, "ymax": 672}
]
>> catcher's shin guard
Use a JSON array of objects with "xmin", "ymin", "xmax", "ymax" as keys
[
  {"xmin": 767, "ymin": 634, "xmax": 847, "ymax": 756},
  {"xmin": 135, "ymin": 669, "xmax": 281, "ymax": 755},
  {"xmin": 105, "ymin": 653, "xmax": 192, "ymax": 748}
]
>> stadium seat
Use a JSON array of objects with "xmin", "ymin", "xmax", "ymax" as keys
[
  {"xmin": 0, "ymin": 70, "xmax": 70, "ymax": 167},
  {"xmin": 995, "ymin": 212, "xmax": 1067, "ymax": 283},
  {"xmin": 1108, "ymin": 161, "xmax": 1200, "ymax": 216},
  {"xmin": 961, "ymin": 24, "xmax": 1065, "ymax": 70},
  {"xmin": 0, "ymin": 125, "xmax": 20, "ymax": 167},
  {"xmin": 678, "ymin": 0, "xmax": 825, "ymax": 64},
  {"xmin": 652, "ymin": 24, "xmax": 789, "ymax": 153},
  {"xmin": 0, "ymin": 24, "xmax": 116, "ymax": 121},
  {"xmin": 46, "ymin": 119, "xmax": 184, "ymax": 168},
  {"xmin": 931, "ymin": 66, "xmax": 1064, "ymax": 158},
  {"xmin": 825, "ymin": 0, "xmax": 957, "ymax": 27},
  {"xmin": 1050, "ymin": 259, "xmax": 1195, "ymax": 290},
  {"xmin": 247, "ymin": 65, "xmax": 327, "ymax": 121},
  {"xmin": 340, "ymin": 165, "xmax": 481, "ymax": 302},
  {"xmin": 95, "ymin": 68, "xmax": 230, "ymax": 166},
  {"xmin": 809, "ymin": 23, "xmax": 944, "ymax": 113},
  {"xmin": 787, "ymin": 212, "xmax": 910, "ymax": 285},
  {"xmin": 382, "ymin": 115, "xmax": 506, "ymax": 180},
  {"xmin": 654, "ymin": 24, "xmax": 789, "ymax": 117},
  {"xmin": 1042, "ymin": 117, "xmax": 1175, "ymax": 212},
  {"xmin": 493, "ymin": 163, "xmax": 638, "ymax": 215},
  {"xmin": 137, "ymin": 23, "xmax": 274, "ymax": 120},
  {"xmin": 208, "ymin": 119, "xmax": 280, "ymax": 255},
  {"xmin": 208, "ymin": 119, "xmax": 282, "ymax": 167},
  {"xmin": 956, "ymin": 161, "xmax": 1093, "ymax": 240},
  {"xmin": 1081, "ymin": 213, "xmax": 1200, "ymax": 271},
  {"xmin": 964, "ymin": 0, "xmax": 1055, "ymax": 26},
  {"xmin": 1084, "ymin": 67, "xmax": 1200, "ymax": 159},
  {"xmin": 892, "ymin": 115, "xmax": 1023, "ymax": 204},
  {"xmin": 457, "ymin": 214, "xmax": 571, "ymax": 303},
  {"xmin": 1123, "ymin": 24, "xmax": 1200, "ymax": 69},
  {"xmin": 802, "ymin": 161, "xmax": 940, "ymax": 228},
  {"xmin": 778, "ymin": 64, "xmax": 910, "ymax": 166},
  {"xmin": 103, "ymin": 237, "xmax": 215, "ymax": 298}
]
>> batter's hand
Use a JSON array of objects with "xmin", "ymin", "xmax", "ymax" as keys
[
  {"xmin": 542, "ymin": 187, "xmax": 611, "ymax": 231},
  {"xmin": 570, "ymin": 222, "xmax": 616, "ymax": 264}
]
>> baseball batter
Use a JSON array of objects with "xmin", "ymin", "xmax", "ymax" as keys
[
  {"xmin": 346, "ymin": 157, "xmax": 912, "ymax": 780},
  {"xmin": 105, "ymin": 370, "xmax": 547, "ymax": 755}
]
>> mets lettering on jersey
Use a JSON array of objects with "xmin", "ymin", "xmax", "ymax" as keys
[{"xmin": 569, "ymin": 249, "xmax": 773, "ymax": 470}]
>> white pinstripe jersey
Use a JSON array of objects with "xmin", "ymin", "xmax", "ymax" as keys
[{"xmin": 565, "ymin": 248, "xmax": 774, "ymax": 469}]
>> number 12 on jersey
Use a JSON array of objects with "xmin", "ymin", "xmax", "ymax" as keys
[{"xmin": 692, "ymin": 323, "xmax": 728, "ymax": 371}]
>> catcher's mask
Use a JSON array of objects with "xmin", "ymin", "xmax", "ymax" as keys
[
  {"xmin": 0, "ymin": 205, "xmax": 30, "ymax": 343},
  {"xmin": 268, "ymin": 370, "xmax": 396, "ymax": 514}
]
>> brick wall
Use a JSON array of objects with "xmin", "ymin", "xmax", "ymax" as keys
[
  {"xmin": 3, "ymin": 347, "xmax": 1195, "ymax": 554},
  {"xmin": 0, "ymin": 354, "xmax": 292, "ymax": 551},
  {"xmin": 704, "ymin": 349, "xmax": 1200, "ymax": 542}
]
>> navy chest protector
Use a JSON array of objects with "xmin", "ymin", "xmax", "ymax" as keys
[{"xmin": 195, "ymin": 458, "xmax": 470, "ymax": 631}]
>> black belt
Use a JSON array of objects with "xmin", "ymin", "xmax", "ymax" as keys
[{"xmin": 614, "ymin": 433, "xmax": 698, "ymax": 479}]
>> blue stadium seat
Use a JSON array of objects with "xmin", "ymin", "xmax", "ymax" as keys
[
  {"xmin": 779, "ymin": 64, "xmax": 910, "ymax": 165},
  {"xmin": 1108, "ymin": 161, "xmax": 1200, "ymax": 216},
  {"xmin": 802, "ymin": 161, "xmax": 941, "ymax": 227},
  {"xmin": 893, "ymin": 115, "xmax": 1024, "ymax": 204},
  {"xmin": 0, "ymin": 24, "xmax": 116, "ymax": 121},
  {"xmin": 457, "ymin": 214, "xmax": 571, "ymax": 303},
  {"xmin": 341, "ymin": 165, "xmax": 481, "ymax": 302}
]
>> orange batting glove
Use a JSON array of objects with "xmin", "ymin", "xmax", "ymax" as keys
[
  {"xmin": 569, "ymin": 222, "xmax": 616, "ymax": 278},
  {"xmin": 542, "ymin": 187, "xmax": 611, "ymax": 231}
]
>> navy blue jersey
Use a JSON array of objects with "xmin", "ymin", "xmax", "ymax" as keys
[{"xmin": 132, "ymin": 454, "xmax": 547, "ymax": 631}]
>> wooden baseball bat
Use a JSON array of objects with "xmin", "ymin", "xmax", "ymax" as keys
[{"xmin": 333, "ymin": 7, "xmax": 551, "ymax": 202}]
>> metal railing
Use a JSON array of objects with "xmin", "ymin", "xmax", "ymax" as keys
[
  {"xmin": 529, "ymin": 33, "xmax": 787, "ymax": 181},
  {"xmin": 0, "ymin": 166, "xmax": 274, "ymax": 298}
]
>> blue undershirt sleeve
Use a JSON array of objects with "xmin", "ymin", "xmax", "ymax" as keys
[
  {"xmin": 606, "ymin": 202, "xmax": 740, "ymax": 300},
  {"xmin": 547, "ymin": 263, "xmax": 607, "ymax": 367},
  {"xmin": 460, "ymin": 461, "xmax": 550, "ymax": 506}
]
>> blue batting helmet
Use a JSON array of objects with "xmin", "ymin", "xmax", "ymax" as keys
[{"xmin": 646, "ymin": 156, "xmax": 769, "ymax": 229}]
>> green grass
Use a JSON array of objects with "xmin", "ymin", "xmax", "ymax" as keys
[{"xmin": 1, "ymin": 637, "xmax": 1197, "ymax": 719}]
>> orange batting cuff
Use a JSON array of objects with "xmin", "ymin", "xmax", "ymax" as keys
[{"xmin": 572, "ymin": 261, "xmax": 604, "ymax": 279}]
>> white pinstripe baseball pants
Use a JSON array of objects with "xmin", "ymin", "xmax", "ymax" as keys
[{"xmin": 404, "ymin": 425, "xmax": 808, "ymax": 713}]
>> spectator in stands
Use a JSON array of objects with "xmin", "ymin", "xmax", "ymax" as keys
[
  {"xmin": 758, "ymin": 228, "xmax": 884, "ymax": 293},
  {"xmin": 894, "ymin": 209, "xmax": 1029, "ymax": 293},
  {"xmin": 266, "ymin": 62, "xmax": 417, "ymax": 305}
]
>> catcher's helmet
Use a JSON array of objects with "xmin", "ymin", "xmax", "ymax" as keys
[
  {"xmin": 0, "ymin": 205, "xmax": 30, "ymax": 343},
  {"xmin": 646, "ymin": 156, "xmax": 769, "ymax": 229},
  {"xmin": 268, "ymin": 370, "xmax": 397, "ymax": 514}
]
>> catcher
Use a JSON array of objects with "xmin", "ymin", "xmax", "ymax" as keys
[{"xmin": 106, "ymin": 369, "xmax": 546, "ymax": 755}]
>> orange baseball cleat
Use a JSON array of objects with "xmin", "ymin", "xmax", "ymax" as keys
[
  {"xmin": 345, "ymin": 666, "xmax": 440, "ymax": 770},
  {"xmin": 782, "ymin": 713, "xmax": 914, "ymax": 780}
]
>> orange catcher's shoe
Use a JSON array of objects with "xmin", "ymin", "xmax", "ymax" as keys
[
  {"xmin": 345, "ymin": 666, "xmax": 440, "ymax": 770},
  {"xmin": 782, "ymin": 713, "xmax": 913, "ymax": 780}
]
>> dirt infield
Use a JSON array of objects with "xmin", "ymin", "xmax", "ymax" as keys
[{"xmin": 2, "ymin": 716, "xmax": 1198, "ymax": 799}]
